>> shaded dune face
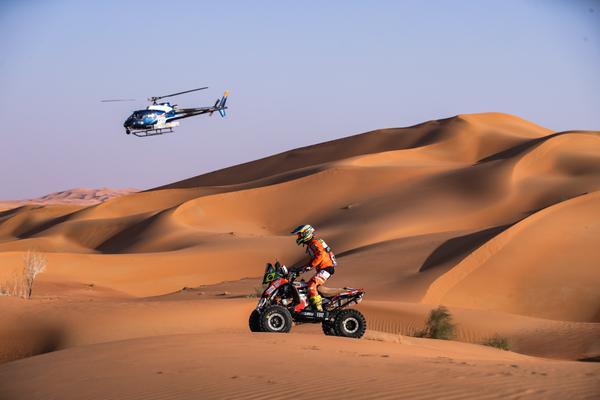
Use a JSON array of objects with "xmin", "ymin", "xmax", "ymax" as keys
[{"xmin": 0, "ymin": 112, "xmax": 598, "ymax": 322}]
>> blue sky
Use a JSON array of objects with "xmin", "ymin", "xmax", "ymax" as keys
[{"xmin": 1, "ymin": 0, "xmax": 598, "ymax": 199}]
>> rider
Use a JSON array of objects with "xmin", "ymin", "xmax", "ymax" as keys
[{"xmin": 291, "ymin": 224, "xmax": 337, "ymax": 312}]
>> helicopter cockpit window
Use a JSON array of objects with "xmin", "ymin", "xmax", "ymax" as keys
[{"xmin": 132, "ymin": 110, "xmax": 164, "ymax": 119}]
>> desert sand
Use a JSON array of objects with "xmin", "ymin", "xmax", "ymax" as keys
[{"xmin": 0, "ymin": 113, "xmax": 598, "ymax": 399}]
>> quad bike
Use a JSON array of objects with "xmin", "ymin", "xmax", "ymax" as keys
[{"xmin": 249, "ymin": 262, "xmax": 367, "ymax": 338}]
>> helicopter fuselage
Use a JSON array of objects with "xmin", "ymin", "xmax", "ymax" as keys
[{"xmin": 124, "ymin": 103, "xmax": 177, "ymax": 130}]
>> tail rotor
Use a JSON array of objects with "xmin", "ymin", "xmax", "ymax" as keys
[{"xmin": 217, "ymin": 90, "xmax": 228, "ymax": 117}]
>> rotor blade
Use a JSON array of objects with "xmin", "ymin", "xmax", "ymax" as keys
[
  {"xmin": 100, "ymin": 99, "xmax": 136, "ymax": 102},
  {"xmin": 149, "ymin": 87, "xmax": 209, "ymax": 102}
]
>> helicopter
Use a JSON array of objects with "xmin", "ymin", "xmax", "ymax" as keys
[{"xmin": 101, "ymin": 87, "xmax": 228, "ymax": 137}]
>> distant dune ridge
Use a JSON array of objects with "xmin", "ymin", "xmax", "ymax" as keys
[
  {"xmin": 0, "ymin": 113, "xmax": 599, "ymax": 399},
  {"xmin": 0, "ymin": 187, "xmax": 137, "ymax": 209}
]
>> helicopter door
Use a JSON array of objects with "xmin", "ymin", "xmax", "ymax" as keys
[{"xmin": 154, "ymin": 114, "xmax": 167, "ymax": 129}]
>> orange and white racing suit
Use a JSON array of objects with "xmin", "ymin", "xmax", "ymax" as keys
[{"xmin": 305, "ymin": 237, "xmax": 337, "ymax": 300}]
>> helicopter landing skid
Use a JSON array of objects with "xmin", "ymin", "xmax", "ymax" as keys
[{"xmin": 128, "ymin": 127, "xmax": 174, "ymax": 137}]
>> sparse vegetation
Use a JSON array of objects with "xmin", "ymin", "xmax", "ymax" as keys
[
  {"xmin": 416, "ymin": 305, "xmax": 456, "ymax": 340},
  {"xmin": 483, "ymin": 335, "xmax": 510, "ymax": 351},
  {"xmin": 246, "ymin": 285, "xmax": 265, "ymax": 299},
  {"xmin": 0, "ymin": 269, "xmax": 23, "ymax": 297},
  {"xmin": 23, "ymin": 250, "xmax": 47, "ymax": 298},
  {"xmin": 0, "ymin": 250, "xmax": 47, "ymax": 299}
]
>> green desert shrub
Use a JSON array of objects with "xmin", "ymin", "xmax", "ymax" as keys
[
  {"xmin": 246, "ymin": 285, "xmax": 265, "ymax": 299},
  {"xmin": 483, "ymin": 335, "xmax": 510, "ymax": 351},
  {"xmin": 417, "ymin": 305, "xmax": 456, "ymax": 340}
]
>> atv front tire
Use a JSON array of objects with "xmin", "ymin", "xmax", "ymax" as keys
[
  {"xmin": 333, "ymin": 309, "xmax": 366, "ymax": 339},
  {"xmin": 249, "ymin": 309, "xmax": 262, "ymax": 332},
  {"xmin": 259, "ymin": 305, "xmax": 293, "ymax": 333}
]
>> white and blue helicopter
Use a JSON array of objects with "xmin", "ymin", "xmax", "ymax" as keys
[{"xmin": 102, "ymin": 87, "xmax": 228, "ymax": 137}]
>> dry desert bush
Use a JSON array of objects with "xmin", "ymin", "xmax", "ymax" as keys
[
  {"xmin": 0, "ymin": 250, "xmax": 47, "ymax": 299},
  {"xmin": 483, "ymin": 334, "xmax": 511, "ymax": 351},
  {"xmin": 416, "ymin": 305, "xmax": 456, "ymax": 340}
]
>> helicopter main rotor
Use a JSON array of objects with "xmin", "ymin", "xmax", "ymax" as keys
[
  {"xmin": 100, "ymin": 99, "xmax": 136, "ymax": 102},
  {"xmin": 148, "ymin": 86, "xmax": 209, "ymax": 104},
  {"xmin": 101, "ymin": 86, "xmax": 210, "ymax": 104}
]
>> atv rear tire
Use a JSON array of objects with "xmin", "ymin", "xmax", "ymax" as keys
[
  {"xmin": 259, "ymin": 305, "xmax": 293, "ymax": 333},
  {"xmin": 249, "ymin": 309, "xmax": 262, "ymax": 332},
  {"xmin": 333, "ymin": 309, "xmax": 366, "ymax": 339}
]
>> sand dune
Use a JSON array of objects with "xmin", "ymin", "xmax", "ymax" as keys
[
  {"xmin": 1, "ymin": 114, "xmax": 595, "ymax": 302},
  {"xmin": 0, "ymin": 113, "xmax": 598, "ymax": 302},
  {"xmin": 156, "ymin": 113, "xmax": 552, "ymax": 189},
  {"xmin": 1, "ymin": 296, "xmax": 598, "ymax": 399},
  {"xmin": 0, "ymin": 188, "xmax": 137, "ymax": 211},
  {"xmin": 3, "ymin": 334, "xmax": 600, "ymax": 400},
  {"xmin": 2, "ymin": 295, "xmax": 598, "ymax": 364},
  {"xmin": 0, "ymin": 113, "xmax": 598, "ymax": 398},
  {"xmin": 422, "ymin": 192, "xmax": 600, "ymax": 322}
]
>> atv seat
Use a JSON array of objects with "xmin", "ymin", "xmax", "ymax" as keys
[{"xmin": 318, "ymin": 286, "xmax": 346, "ymax": 297}]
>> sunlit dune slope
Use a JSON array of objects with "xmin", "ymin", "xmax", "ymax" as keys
[
  {"xmin": 0, "ymin": 112, "xmax": 598, "ymax": 322},
  {"xmin": 422, "ymin": 192, "xmax": 600, "ymax": 322}
]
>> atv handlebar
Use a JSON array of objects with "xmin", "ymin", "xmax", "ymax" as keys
[
  {"xmin": 288, "ymin": 270, "xmax": 301, "ymax": 281},
  {"xmin": 286, "ymin": 266, "xmax": 309, "ymax": 282},
  {"xmin": 290, "ymin": 265, "xmax": 310, "ymax": 274}
]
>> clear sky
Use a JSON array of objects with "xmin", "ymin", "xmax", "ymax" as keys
[{"xmin": 1, "ymin": 0, "xmax": 598, "ymax": 199}]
